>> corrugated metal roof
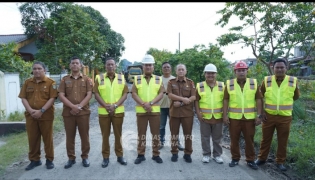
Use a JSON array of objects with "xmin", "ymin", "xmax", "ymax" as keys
[{"xmin": 0, "ymin": 34, "xmax": 28, "ymax": 44}]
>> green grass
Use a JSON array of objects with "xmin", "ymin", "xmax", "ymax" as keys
[{"xmin": 0, "ymin": 108, "xmax": 64, "ymax": 176}]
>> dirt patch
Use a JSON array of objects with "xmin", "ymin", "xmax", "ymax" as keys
[{"xmin": 221, "ymin": 125, "xmax": 303, "ymax": 180}]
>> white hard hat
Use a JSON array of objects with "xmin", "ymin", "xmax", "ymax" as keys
[
  {"xmin": 204, "ymin": 63, "xmax": 217, "ymax": 72},
  {"xmin": 141, "ymin": 54, "xmax": 155, "ymax": 64}
]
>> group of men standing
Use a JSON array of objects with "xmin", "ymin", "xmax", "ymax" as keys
[{"xmin": 19, "ymin": 54, "xmax": 299, "ymax": 172}]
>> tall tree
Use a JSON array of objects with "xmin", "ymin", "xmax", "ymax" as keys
[{"xmin": 215, "ymin": 2, "xmax": 315, "ymax": 75}]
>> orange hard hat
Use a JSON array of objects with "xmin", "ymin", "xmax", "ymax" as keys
[{"xmin": 234, "ymin": 61, "xmax": 248, "ymax": 70}]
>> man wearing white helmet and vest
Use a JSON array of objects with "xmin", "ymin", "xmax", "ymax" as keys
[
  {"xmin": 255, "ymin": 58, "xmax": 300, "ymax": 171},
  {"xmin": 223, "ymin": 60, "xmax": 262, "ymax": 170},
  {"xmin": 93, "ymin": 57, "xmax": 129, "ymax": 168},
  {"xmin": 131, "ymin": 53, "xmax": 164, "ymax": 164},
  {"xmin": 195, "ymin": 63, "xmax": 224, "ymax": 164}
]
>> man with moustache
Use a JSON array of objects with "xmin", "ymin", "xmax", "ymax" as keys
[
  {"xmin": 223, "ymin": 60, "xmax": 262, "ymax": 170},
  {"xmin": 131, "ymin": 54, "xmax": 164, "ymax": 164},
  {"xmin": 195, "ymin": 63, "xmax": 224, "ymax": 164},
  {"xmin": 255, "ymin": 58, "xmax": 300, "ymax": 171},
  {"xmin": 19, "ymin": 61, "xmax": 57, "ymax": 171},
  {"xmin": 167, "ymin": 64, "xmax": 196, "ymax": 163},
  {"xmin": 94, "ymin": 57, "xmax": 129, "ymax": 168},
  {"xmin": 58, "ymin": 56, "xmax": 93, "ymax": 169}
]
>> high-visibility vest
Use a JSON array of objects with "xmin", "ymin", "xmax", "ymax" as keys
[
  {"xmin": 97, "ymin": 73, "xmax": 125, "ymax": 115},
  {"xmin": 134, "ymin": 75, "xmax": 162, "ymax": 113},
  {"xmin": 226, "ymin": 78, "xmax": 257, "ymax": 119},
  {"xmin": 197, "ymin": 81, "xmax": 224, "ymax": 119},
  {"xmin": 264, "ymin": 75, "xmax": 296, "ymax": 116}
]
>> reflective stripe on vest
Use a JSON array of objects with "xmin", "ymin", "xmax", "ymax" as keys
[
  {"xmin": 264, "ymin": 75, "xmax": 296, "ymax": 116},
  {"xmin": 98, "ymin": 73, "xmax": 125, "ymax": 115},
  {"xmin": 135, "ymin": 75, "xmax": 161, "ymax": 113},
  {"xmin": 197, "ymin": 81, "xmax": 224, "ymax": 119},
  {"xmin": 226, "ymin": 78, "xmax": 257, "ymax": 119}
]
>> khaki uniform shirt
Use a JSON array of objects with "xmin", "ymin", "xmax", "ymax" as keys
[
  {"xmin": 223, "ymin": 79, "xmax": 263, "ymax": 120},
  {"xmin": 167, "ymin": 77, "xmax": 196, "ymax": 117},
  {"xmin": 93, "ymin": 73, "xmax": 129, "ymax": 117},
  {"xmin": 58, "ymin": 73, "xmax": 93, "ymax": 116},
  {"xmin": 131, "ymin": 74, "xmax": 165, "ymax": 116},
  {"xmin": 18, "ymin": 76, "xmax": 58, "ymax": 120}
]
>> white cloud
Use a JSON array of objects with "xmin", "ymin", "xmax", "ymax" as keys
[{"xmin": 0, "ymin": 2, "xmax": 255, "ymax": 63}]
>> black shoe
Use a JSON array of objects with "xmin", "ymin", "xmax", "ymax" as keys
[
  {"xmin": 25, "ymin": 160, "xmax": 42, "ymax": 171},
  {"xmin": 64, "ymin": 159, "xmax": 76, "ymax": 169},
  {"xmin": 82, "ymin": 159, "xmax": 90, "ymax": 167},
  {"xmin": 276, "ymin": 163, "xmax": 287, "ymax": 171},
  {"xmin": 183, "ymin": 154, "xmax": 192, "ymax": 163},
  {"xmin": 171, "ymin": 154, "xmax": 178, "ymax": 162},
  {"xmin": 117, "ymin": 157, "xmax": 127, "ymax": 165},
  {"xmin": 247, "ymin": 161, "xmax": 258, "ymax": 170},
  {"xmin": 45, "ymin": 159, "xmax": 54, "ymax": 169},
  {"xmin": 178, "ymin": 143, "xmax": 184, "ymax": 151},
  {"xmin": 229, "ymin": 159, "xmax": 239, "ymax": 167},
  {"xmin": 152, "ymin": 156, "xmax": 163, "ymax": 163},
  {"xmin": 102, "ymin": 158, "xmax": 109, "ymax": 168},
  {"xmin": 134, "ymin": 155, "xmax": 146, "ymax": 164},
  {"xmin": 255, "ymin": 159, "xmax": 266, "ymax": 166}
]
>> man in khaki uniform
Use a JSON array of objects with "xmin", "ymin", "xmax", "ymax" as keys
[
  {"xmin": 167, "ymin": 64, "xmax": 196, "ymax": 163},
  {"xmin": 223, "ymin": 61, "xmax": 262, "ymax": 170},
  {"xmin": 255, "ymin": 58, "xmax": 300, "ymax": 171},
  {"xmin": 94, "ymin": 57, "xmax": 129, "ymax": 168},
  {"xmin": 19, "ymin": 61, "xmax": 57, "ymax": 171},
  {"xmin": 58, "ymin": 56, "xmax": 93, "ymax": 169},
  {"xmin": 131, "ymin": 54, "xmax": 164, "ymax": 164}
]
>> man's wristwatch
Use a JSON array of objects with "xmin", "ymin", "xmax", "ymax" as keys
[
  {"xmin": 149, "ymin": 101, "xmax": 154, "ymax": 106},
  {"xmin": 114, "ymin": 104, "xmax": 118, "ymax": 109},
  {"xmin": 257, "ymin": 114, "xmax": 262, "ymax": 118},
  {"xmin": 40, "ymin": 108, "xmax": 46, "ymax": 113}
]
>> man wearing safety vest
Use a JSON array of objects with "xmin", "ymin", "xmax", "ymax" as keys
[
  {"xmin": 223, "ymin": 60, "xmax": 262, "ymax": 170},
  {"xmin": 195, "ymin": 63, "xmax": 224, "ymax": 164},
  {"xmin": 94, "ymin": 57, "xmax": 129, "ymax": 168},
  {"xmin": 131, "ymin": 54, "xmax": 164, "ymax": 164},
  {"xmin": 255, "ymin": 58, "xmax": 300, "ymax": 171}
]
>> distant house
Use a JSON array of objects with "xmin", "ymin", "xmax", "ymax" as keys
[
  {"xmin": 0, "ymin": 34, "xmax": 38, "ymax": 62},
  {"xmin": 288, "ymin": 46, "xmax": 314, "ymax": 76}
]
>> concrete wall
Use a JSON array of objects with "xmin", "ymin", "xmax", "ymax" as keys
[{"xmin": 0, "ymin": 71, "xmax": 24, "ymax": 119}]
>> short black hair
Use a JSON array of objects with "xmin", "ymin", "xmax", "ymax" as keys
[
  {"xmin": 70, "ymin": 56, "xmax": 83, "ymax": 65},
  {"xmin": 105, "ymin": 57, "xmax": 115, "ymax": 64},
  {"xmin": 32, "ymin": 61, "xmax": 47, "ymax": 71},
  {"xmin": 162, "ymin": 61, "xmax": 171, "ymax": 67},
  {"xmin": 273, "ymin": 58, "xmax": 287, "ymax": 66}
]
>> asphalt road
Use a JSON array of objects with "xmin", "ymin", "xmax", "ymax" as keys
[{"xmin": 13, "ymin": 84, "xmax": 273, "ymax": 180}]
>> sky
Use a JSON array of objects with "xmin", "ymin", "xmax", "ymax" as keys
[{"xmin": 0, "ymin": 2, "xmax": 255, "ymax": 63}]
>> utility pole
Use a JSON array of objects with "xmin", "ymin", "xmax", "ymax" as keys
[{"xmin": 178, "ymin": 32, "xmax": 180, "ymax": 53}]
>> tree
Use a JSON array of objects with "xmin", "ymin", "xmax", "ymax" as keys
[
  {"xmin": 215, "ymin": 2, "xmax": 315, "ymax": 75},
  {"xmin": 169, "ymin": 44, "xmax": 232, "ymax": 83},
  {"xmin": 0, "ymin": 42, "xmax": 32, "ymax": 83},
  {"xmin": 147, "ymin": 48, "xmax": 173, "ymax": 76}
]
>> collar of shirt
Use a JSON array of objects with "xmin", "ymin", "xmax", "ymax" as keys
[
  {"xmin": 176, "ymin": 77, "xmax": 187, "ymax": 82},
  {"xmin": 275, "ymin": 75, "xmax": 285, "ymax": 82},
  {"xmin": 105, "ymin": 73, "xmax": 116, "ymax": 80},
  {"xmin": 144, "ymin": 74, "xmax": 153, "ymax": 79},
  {"xmin": 236, "ymin": 79, "xmax": 246, "ymax": 85},
  {"xmin": 70, "ymin": 73, "xmax": 83, "ymax": 79},
  {"xmin": 32, "ymin": 76, "xmax": 48, "ymax": 83}
]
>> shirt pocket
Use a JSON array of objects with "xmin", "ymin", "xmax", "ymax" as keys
[
  {"xmin": 65, "ymin": 83, "xmax": 73, "ymax": 95},
  {"xmin": 40, "ymin": 86, "xmax": 49, "ymax": 100},
  {"xmin": 26, "ymin": 87, "xmax": 34, "ymax": 96},
  {"xmin": 182, "ymin": 87, "xmax": 191, "ymax": 97},
  {"xmin": 81, "ymin": 82, "xmax": 87, "ymax": 95},
  {"xmin": 171, "ymin": 85, "xmax": 179, "ymax": 95}
]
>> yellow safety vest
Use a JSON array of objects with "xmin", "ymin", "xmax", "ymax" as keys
[
  {"xmin": 97, "ymin": 73, "xmax": 125, "ymax": 115},
  {"xmin": 226, "ymin": 78, "xmax": 257, "ymax": 119},
  {"xmin": 134, "ymin": 75, "xmax": 162, "ymax": 113},
  {"xmin": 197, "ymin": 81, "xmax": 224, "ymax": 119},
  {"xmin": 264, "ymin": 75, "xmax": 296, "ymax": 116}
]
